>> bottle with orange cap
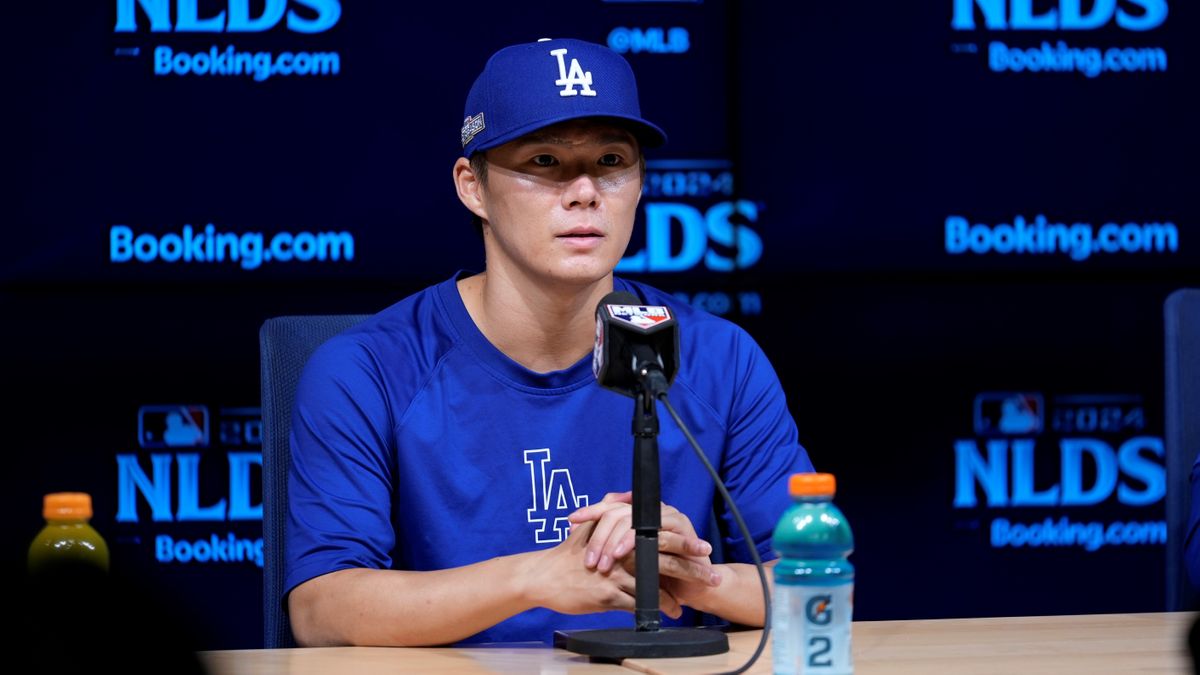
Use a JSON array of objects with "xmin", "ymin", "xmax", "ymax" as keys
[
  {"xmin": 771, "ymin": 473, "xmax": 854, "ymax": 675},
  {"xmin": 28, "ymin": 492, "xmax": 110, "ymax": 574}
]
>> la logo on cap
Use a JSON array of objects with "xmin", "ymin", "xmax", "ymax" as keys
[{"xmin": 550, "ymin": 48, "xmax": 596, "ymax": 97}]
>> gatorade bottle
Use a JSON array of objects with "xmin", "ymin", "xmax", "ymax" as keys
[
  {"xmin": 771, "ymin": 473, "xmax": 854, "ymax": 675},
  {"xmin": 28, "ymin": 492, "xmax": 110, "ymax": 574}
]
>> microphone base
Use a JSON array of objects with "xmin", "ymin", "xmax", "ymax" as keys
[{"xmin": 557, "ymin": 627, "xmax": 729, "ymax": 659}]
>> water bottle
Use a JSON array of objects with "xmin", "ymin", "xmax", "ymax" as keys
[
  {"xmin": 28, "ymin": 492, "xmax": 110, "ymax": 574},
  {"xmin": 771, "ymin": 473, "xmax": 854, "ymax": 675}
]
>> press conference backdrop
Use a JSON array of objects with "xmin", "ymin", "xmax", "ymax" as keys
[{"xmin": 4, "ymin": 1, "xmax": 1194, "ymax": 648}]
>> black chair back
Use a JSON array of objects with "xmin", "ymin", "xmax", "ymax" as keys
[
  {"xmin": 259, "ymin": 314, "xmax": 369, "ymax": 648},
  {"xmin": 1166, "ymin": 290, "xmax": 1200, "ymax": 611}
]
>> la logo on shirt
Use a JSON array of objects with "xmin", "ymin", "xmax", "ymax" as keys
[{"xmin": 524, "ymin": 448, "xmax": 589, "ymax": 543}]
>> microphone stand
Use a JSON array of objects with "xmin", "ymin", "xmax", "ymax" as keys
[
  {"xmin": 632, "ymin": 387, "xmax": 663, "ymax": 632},
  {"xmin": 560, "ymin": 368, "xmax": 729, "ymax": 659}
]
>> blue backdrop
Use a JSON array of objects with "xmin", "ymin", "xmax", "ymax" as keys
[{"xmin": 5, "ymin": 0, "xmax": 1194, "ymax": 648}]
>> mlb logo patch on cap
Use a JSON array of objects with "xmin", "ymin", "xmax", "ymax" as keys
[
  {"xmin": 461, "ymin": 38, "xmax": 667, "ymax": 156},
  {"xmin": 461, "ymin": 112, "xmax": 486, "ymax": 147}
]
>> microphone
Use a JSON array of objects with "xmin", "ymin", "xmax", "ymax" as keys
[
  {"xmin": 561, "ymin": 291, "xmax": 730, "ymax": 659},
  {"xmin": 592, "ymin": 291, "xmax": 679, "ymax": 398},
  {"xmin": 564, "ymin": 289, "xmax": 770, "ymax": 669}
]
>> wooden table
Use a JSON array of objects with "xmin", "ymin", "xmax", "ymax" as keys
[{"xmin": 201, "ymin": 612, "xmax": 1194, "ymax": 674}]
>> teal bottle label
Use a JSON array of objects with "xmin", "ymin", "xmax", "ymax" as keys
[{"xmin": 772, "ymin": 583, "xmax": 853, "ymax": 675}]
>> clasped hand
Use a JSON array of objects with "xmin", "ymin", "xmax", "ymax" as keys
[{"xmin": 555, "ymin": 491, "xmax": 722, "ymax": 618}]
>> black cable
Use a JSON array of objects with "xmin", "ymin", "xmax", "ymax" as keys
[{"xmin": 659, "ymin": 393, "xmax": 770, "ymax": 675}]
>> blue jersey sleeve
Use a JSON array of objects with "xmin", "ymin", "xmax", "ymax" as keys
[
  {"xmin": 284, "ymin": 334, "xmax": 398, "ymax": 596},
  {"xmin": 718, "ymin": 328, "xmax": 814, "ymax": 564}
]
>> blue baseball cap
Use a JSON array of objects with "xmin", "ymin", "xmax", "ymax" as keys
[{"xmin": 460, "ymin": 38, "xmax": 667, "ymax": 157}]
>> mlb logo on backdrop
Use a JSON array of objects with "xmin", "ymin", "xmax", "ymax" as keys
[
  {"xmin": 138, "ymin": 405, "xmax": 210, "ymax": 448},
  {"xmin": 974, "ymin": 393, "xmax": 1043, "ymax": 435}
]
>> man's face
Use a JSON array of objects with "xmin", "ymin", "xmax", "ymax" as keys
[{"xmin": 472, "ymin": 119, "xmax": 642, "ymax": 288}]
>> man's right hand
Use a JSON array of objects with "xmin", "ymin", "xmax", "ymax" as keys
[{"xmin": 519, "ymin": 518, "xmax": 683, "ymax": 618}]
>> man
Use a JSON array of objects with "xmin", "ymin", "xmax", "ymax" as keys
[{"xmin": 285, "ymin": 37, "xmax": 813, "ymax": 646}]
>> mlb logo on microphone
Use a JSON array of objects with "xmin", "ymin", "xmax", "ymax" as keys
[
  {"xmin": 608, "ymin": 304, "xmax": 672, "ymax": 330},
  {"xmin": 974, "ymin": 393, "xmax": 1043, "ymax": 436},
  {"xmin": 138, "ymin": 405, "xmax": 210, "ymax": 449}
]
